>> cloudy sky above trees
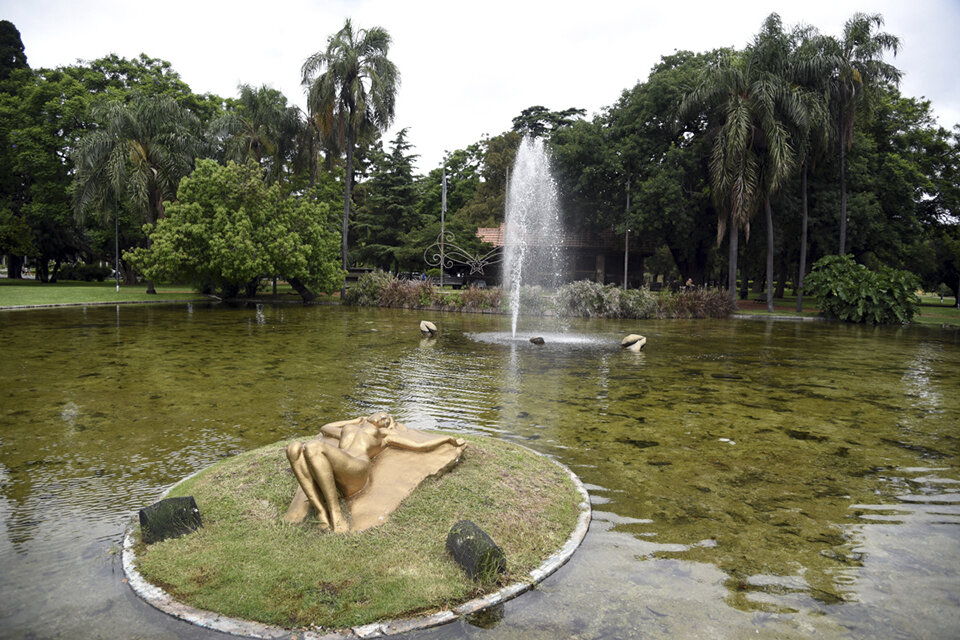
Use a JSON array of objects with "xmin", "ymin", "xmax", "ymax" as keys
[{"xmin": 5, "ymin": 0, "xmax": 959, "ymax": 171}]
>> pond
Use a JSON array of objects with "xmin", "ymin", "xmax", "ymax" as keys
[{"xmin": 1, "ymin": 303, "xmax": 958, "ymax": 639}]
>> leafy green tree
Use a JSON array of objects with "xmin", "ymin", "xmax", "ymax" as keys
[
  {"xmin": 127, "ymin": 160, "xmax": 342, "ymax": 300},
  {"xmin": 6, "ymin": 67, "xmax": 93, "ymax": 281},
  {"xmin": 512, "ymin": 105, "xmax": 586, "ymax": 138},
  {"xmin": 825, "ymin": 13, "xmax": 901, "ymax": 255},
  {"xmin": 551, "ymin": 116, "xmax": 625, "ymax": 234},
  {"xmin": 607, "ymin": 50, "xmax": 728, "ymax": 285},
  {"xmin": 72, "ymin": 53, "xmax": 225, "ymax": 123},
  {"xmin": 72, "ymin": 94, "xmax": 204, "ymax": 292},
  {"xmin": 456, "ymin": 130, "xmax": 521, "ymax": 227},
  {"xmin": 302, "ymin": 19, "xmax": 399, "ymax": 281}
]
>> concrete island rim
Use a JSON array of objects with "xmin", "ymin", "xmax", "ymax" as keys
[{"xmin": 122, "ymin": 439, "xmax": 592, "ymax": 640}]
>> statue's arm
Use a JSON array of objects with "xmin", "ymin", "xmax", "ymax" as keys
[
  {"xmin": 383, "ymin": 433, "xmax": 465, "ymax": 452},
  {"xmin": 319, "ymin": 417, "xmax": 363, "ymax": 439}
]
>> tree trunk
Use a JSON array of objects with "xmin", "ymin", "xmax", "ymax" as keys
[
  {"xmin": 797, "ymin": 162, "xmax": 809, "ymax": 312},
  {"xmin": 727, "ymin": 221, "xmax": 738, "ymax": 304},
  {"xmin": 765, "ymin": 196, "xmax": 774, "ymax": 313},
  {"xmin": 289, "ymin": 277, "xmax": 317, "ymax": 302},
  {"xmin": 121, "ymin": 261, "xmax": 137, "ymax": 286},
  {"xmin": 670, "ymin": 246, "xmax": 708, "ymax": 291},
  {"xmin": 144, "ymin": 183, "xmax": 166, "ymax": 295},
  {"xmin": 838, "ymin": 101, "xmax": 848, "ymax": 256},
  {"xmin": 775, "ymin": 253, "xmax": 787, "ymax": 299},
  {"xmin": 340, "ymin": 128, "xmax": 355, "ymax": 299},
  {"xmin": 6, "ymin": 255, "xmax": 24, "ymax": 279}
]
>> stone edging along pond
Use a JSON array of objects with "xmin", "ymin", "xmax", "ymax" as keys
[{"xmin": 122, "ymin": 440, "xmax": 592, "ymax": 640}]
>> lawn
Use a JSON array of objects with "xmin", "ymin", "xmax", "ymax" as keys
[
  {"xmin": 915, "ymin": 294, "xmax": 960, "ymax": 326},
  {"xmin": 0, "ymin": 279, "xmax": 211, "ymax": 307},
  {"xmin": 733, "ymin": 292, "xmax": 960, "ymax": 326}
]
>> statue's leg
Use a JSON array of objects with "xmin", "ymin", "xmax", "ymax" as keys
[
  {"xmin": 302, "ymin": 440, "xmax": 356, "ymax": 533},
  {"xmin": 285, "ymin": 442, "xmax": 331, "ymax": 530}
]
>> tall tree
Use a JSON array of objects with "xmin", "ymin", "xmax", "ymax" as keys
[
  {"xmin": 512, "ymin": 105, "xmax": 586, "ymax": 138},
  {"xmin": 680, "ymin": 15, "xmax": 804, "ymax": 308},
  {"xmin": 0, "ymin": 20, "xmax": 27, "ymax": 83},
  {"xmin": 827, "ymin": 12, "xmax": 901, "ymax": 255},
  {"xmin": 354, "ymin": 128, "xmax": 420, "ymax": 271},
  {"xmin": 72, "ymin": 94, "xmax": 203, "ymax": 292},
  {"xmin": 210, "ymin": 84, "xmax": 304, "ymax": 184},
  {"xmin": 789, "ymin": 26, "xmax": 833, "ymax": 311},
  {"xmin": 302, "ymin": 19, "xmax": 399, "ymax": 288},
  {"xmin": 604, "ymin": 49, "xmax": 728, "ymax": 286},
  {"xmin": 0, "ymin": 20, "xmax": 30, "ymax": 277}
]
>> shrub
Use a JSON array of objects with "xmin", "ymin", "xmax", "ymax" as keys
[
  {"xmin": 620, "ymin": 288, "xmax": 659, "ymax": 319},
  {"xmin": 460, "ymin": 286, "xmax": 502, "ymax": 310},
  {"xmin": 415, "ymin": 280, "xmax": 436, "ymax": 307},
  {"xmin": 378, "ymin": 278, "xmax": 417, "ymax": 308},
  {"xmin": 804, "ymin": 254, "xmax": 920, "ymax": 324},
  {"xmin": 343, "ymin": 269, "xmax": 394, "ymax": 306},
  {"xmin": 58, "ymin": 263, "xmax": 112, "ymax": 282},
  {"xmin": 555, "ymin": 280, "xmax": 611, "ymax": 317},
  {"xmin": 518, "ymin": 285, "xmax": 552, "ymax": 316},
  {"xmin": 555, "ymin": 280, "xmax": 734, "ymax": 319},
  {"xmin": 670, "ymin": 287, "xmax": 737, "ymax": 319}
]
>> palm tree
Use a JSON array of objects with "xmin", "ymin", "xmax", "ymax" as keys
[
  {"xmin": 301, "ymin": 19, "xmax": 399, "ymax": 284},
  {"xmin": 73, "ymin": 94, "xmax": 202, "ymax": 292},
  {"xmin": 789, "ymin": 28, "xmax": 833, "ymax": 312},
  {"xmin": 680, "ymin": 14, "xmax": 804, "ymax": 310},
  {"xmin": 210, "ymin": 84, "xmax": 304, "ymax": 184},
  {"xmin": 828, "ymin": 13, "xmax": 901, "ymax": 255}
]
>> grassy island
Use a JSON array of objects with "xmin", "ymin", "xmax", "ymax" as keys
[{"xmin": 132, "ymin": 435, "xmax": 583, "ymax": 632}]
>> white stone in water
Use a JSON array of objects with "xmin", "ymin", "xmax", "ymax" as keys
[
  {"xmin": 420, "ymin": 320, "xmax": 438, "ymax": 336},
  {"xmin": 621, "ymin": 334, "xmax": 647, "ymax": 351}
]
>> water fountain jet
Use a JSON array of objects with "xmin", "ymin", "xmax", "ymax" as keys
[{"xmin": 503, "ymin": 137, "xmax": 564, "ymax": 337}]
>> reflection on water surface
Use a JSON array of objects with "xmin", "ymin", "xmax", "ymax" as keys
[{"xmin": 0, "ymin": 304, "xmax": 958, "ymax": 638}]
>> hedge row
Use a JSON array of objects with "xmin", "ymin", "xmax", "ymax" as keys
[{"xmin": 344, "ymin": 271, "xmax": 736, "ymax": 319}]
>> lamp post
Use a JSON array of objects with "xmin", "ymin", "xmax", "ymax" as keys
[
  {"xmin": 440, "ymin": 166, "xmax": 446, "ymax": 289},
  {"xmin": 623, "ymin": 177, "xmax": 630, "ymax": 290},
  {"xmin": 115, "ymin": 192, "xmax": 120, "ymax": 293}
]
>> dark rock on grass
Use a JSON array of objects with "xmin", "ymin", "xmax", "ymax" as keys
[
  {"xmin": 446, "ymin": 519, "xmax": 506, "ymax": 581},
  {"xmin": 140, "ymin": 496, "xmax": 202, "ymax": 544}
]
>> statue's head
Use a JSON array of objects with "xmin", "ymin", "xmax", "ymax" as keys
[{"xmin": 367, "ymin": 412, "xmax": 395, "ymax": 430}]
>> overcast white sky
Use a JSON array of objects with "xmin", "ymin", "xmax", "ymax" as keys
[{"xmin": 3, "ymin": 0, "xmax": 959, "ymax": 172}]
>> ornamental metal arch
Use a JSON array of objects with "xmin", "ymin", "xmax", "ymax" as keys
[{"xmin": 423, "ymin": 230, "xmax": 503, "ymax": 276}]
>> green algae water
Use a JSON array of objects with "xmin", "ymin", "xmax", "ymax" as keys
[{"xmin": 1, "ymin": 303, "xmax": 958, "ymax": 639}]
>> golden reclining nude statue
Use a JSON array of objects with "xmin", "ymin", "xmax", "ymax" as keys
[{"xmin": 285, "ymin": 412, "xmax": 465, "ymax": 533}]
